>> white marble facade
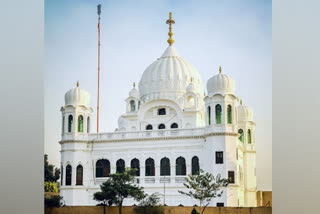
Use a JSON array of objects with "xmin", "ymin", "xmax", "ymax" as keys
[{"xmin": 59, "ymin": 45, "xmax": 257, "ymax": 207}]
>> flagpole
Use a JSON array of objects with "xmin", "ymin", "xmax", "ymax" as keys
[{"xmin": 97, "ymin": 4, "xmax": 101, "ymax": 133}]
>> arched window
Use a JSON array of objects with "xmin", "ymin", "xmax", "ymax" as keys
[
  {"xmin": 176, "ymin": 157, "xmax": 186, "ymax": 176},
  {"xmin": 68, "ymin": 115, "xmax": 73, "ymax": 132},
  {"xmin": 191, "ymin": 156, "xmax": 200, "ymax": 175},
  {"xmin": 227, "ymin": 105, "xmax": 232, "ymax": 124},
  {"xmin": 96, "ymin": 159, "xmax": 110, "ymax": 177},
  {"xmin": 248, "ymin": 129, "xmax": 252, "ymax": 144},
  {"xmin": 145, "ymin": 158, "xmax": 155, "ymax": 176},
  {"xmin": 158, "ymin": 124, "xmax": 165, "ymax": 130},
  {"xmin": 208, "ymin": 106, "xmax": 211, "ymax": 125},
  {"xmin": 131, "ymin": 158, "xmax": 140, "ymax": 176},
  {"xmin": 215, "ymin": 104, "xmax": 222, "ymax": 124},
  {"xmin": 65, "ymin": 165, "xmax": 72, "ymax": 186},
  {"xmin": 130, "ymin": 100, "xmax": 135, "ymax": 112},
  {"xmin": 146, "ymin": 124, "xmax": 153, "ymax": 130},
  {"xmin": 238, "ymin": 129, "xmax": 244, "ymax": 142},
  {"xmin": 138, "ymin": 101, "xmax": 141, "ymax": 109},
  {"xmin": 171, "ymin": 123, "xmax": 178, "ymax": 129},
  {"xmin": 158, "ymin": 108, "xmax": 166, "ymax": 115},
  {"xmin": 78, "ymin": 115, "xmax": 83, "ymax": 132},
  {"xmin": 87, "ymin": 117, "xmax": 90, "ymax": 133},
  {"xmin": 160, "ymin": 157, "xmax": 170, "ymax": 176},
  {"xmin": 62, "ymin": 116, "xmax": 65, "ymax": 133},
  {"xmin": 76, "ymin": 165, "xmax": 83, "ymax": 185},
  {"xmin": 116, "ymin": 159, "xmax": 125, "ymax": 173}
]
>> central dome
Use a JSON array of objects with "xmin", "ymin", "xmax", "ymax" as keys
[{"xmin": 138, "ymin": 46, "xmax": 204, "ymax": 102}]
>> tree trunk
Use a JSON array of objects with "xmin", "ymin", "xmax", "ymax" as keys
[
  {"xmin": 119, "ymin": 202, "xmax": 123, "ymax": 214},
  {"xmin": 103, "ymin": 204, "xmax": 106, "ymax": 214},
  {"xmin": 201, "ymin": 204, "xmax": 209, "ymax": 214}
]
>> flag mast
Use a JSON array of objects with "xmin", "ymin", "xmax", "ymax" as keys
[{"xmin": 97, "ymin": 4, "xmax": 101, "ymax": 133}]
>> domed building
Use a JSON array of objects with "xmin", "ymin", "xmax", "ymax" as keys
[{"xmin": 59, "ymin": 13, "xmax": 257, "ymax": 207}]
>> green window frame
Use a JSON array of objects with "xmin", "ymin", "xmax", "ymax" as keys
[
  {"xmin": 215, "ymin": 104, "xmax": 222, "ymax": 124},
  {"xmin": 238, "ymin": 129, "xmax": 244, "ymax": 143},
  {"xmin": 78, "ymin": 115, "xmax": 83, "ymax": 132},
  {"xmin": 248, "ymin": 129, "xmax": 252, "ymax": 144},
  {"xmin": 68, "ymin": 115, "xmax": 73, "ymax": 133},
  {"xmin": 227, "ymin": 105, "xmax": 232, "ymax": 124}
]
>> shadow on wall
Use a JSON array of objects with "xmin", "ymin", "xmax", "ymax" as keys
[{"xmin": 45, "ymin": 206, "xmax": 272, "ymax": 214}]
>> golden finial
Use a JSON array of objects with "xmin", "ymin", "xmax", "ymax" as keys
[
  {"xmin": 166, "ymin": 12, "xmax": 175, "ymax": 46},
  {"xmin": 76, "ymin": 81, "xmax": 79, "ymax": 87},
  {"xmin": 133, "ymin": 82, "xmax": 136, "ymax": 88},
  {"xmin": 240, "ymin": 99, "xmax": 243, "ymax": 105},
  {"xmin": 219, "ymin": 65, "xmax": 222, "ymax": 73},
  {"xmin": 190, "ymin": 77, "xmax": 193, "ymax": 83}
]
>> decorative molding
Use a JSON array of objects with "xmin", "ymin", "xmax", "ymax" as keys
[{"xmin": 59, "ymin": 132, "xmax": 238, "ymax": 144}]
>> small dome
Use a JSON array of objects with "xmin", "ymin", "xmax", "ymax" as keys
[
  {"xmin": 118, "ymin": 116, "xmax": 128, "ymax": 129},
  {"xmin": 138, "ymin": 46, "xmax": 204, "ymax": 102},
  {"xmin": 237, "ymin": 103, "xmax": 253, "ymax": 121},
  {"xmin": 129, "ymin": 87, "xmax": 139, "ymax": 98},
  {"xmin": 118, "ymin": 116, "xmax": 125, "ymax": 127},
  {"xmin": 65, "ymin": 84, "xmax": 90, "ymax": 107},
  {"xmin": 207, "ymin": 68, "xmax": 235, "ymax": 96}
]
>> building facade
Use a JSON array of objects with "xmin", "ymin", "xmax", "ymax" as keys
[{"xmin": 59, "ymin": 15, "xmax": 257, "ymax": 207}]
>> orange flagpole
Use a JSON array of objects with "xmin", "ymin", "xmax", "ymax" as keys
[{"xmin": 97, "ymin": 4, "xmax": 101, "ymax": 133}]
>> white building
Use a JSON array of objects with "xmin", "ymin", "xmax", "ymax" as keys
[{"xmin": 59, "ymin": 14, "xmax": 257, "ymax": 207}]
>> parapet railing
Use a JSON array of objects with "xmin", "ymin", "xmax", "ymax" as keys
[{"xmin": 61, "ymin": 126, "xmax": 237, "ymax": 142}]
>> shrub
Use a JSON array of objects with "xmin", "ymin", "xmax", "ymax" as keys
[
  {"xmin": 134, "ymin": 193, "xmax": 164, "ymax": 214},
  {"xmin": 45, "ymin": 195, "xmax": 63, "ymax": 208},
  {"xmin": 191, "ymin": 207, "xmax": 200, "ymax": 214},
  {"xmin": 44, "ymin": 182, "xmax": 59, "ymax": 192}
]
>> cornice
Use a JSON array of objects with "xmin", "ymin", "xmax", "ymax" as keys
[{"xmin": 59, "ymin": 132, "xmax": 238, "ymax": 144}]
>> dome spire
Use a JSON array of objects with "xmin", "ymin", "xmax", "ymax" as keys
[
  {"xmin": 133, "ymin": 82, "xmax": 136, "ymax": 88},
  {"xmin": 76, "ymin": 81, "xmax": 79, "ymax": 87},
  {"xmin": 219, "ymin": 65, "xmax": 222, "ymax": 73},
  {"xmin": 166, "ymin": 12, "xmax": 175, "ymax": 46}
]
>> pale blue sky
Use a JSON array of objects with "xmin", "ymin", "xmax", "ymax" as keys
[{"xmin": 45, "ymin": 0, "xmax": 271, "ymax": 190}]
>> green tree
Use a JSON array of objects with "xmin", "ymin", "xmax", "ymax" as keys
[
  {"xmin": 44, "ymin": 154, "xmax": 60, "ymax": 182},
  {"xmin": 93, "ymin": 168, "xmax": 144, "ymax": 214},
  {"xmin": 44, "ymin": 182, "xmax": 59, "ymax": 193},
  {"xmin": 45, "ymin": 195, "xmax": 63, "ymax": 208},
  {"xmin": 134, "ymin": 193, "xmax": 164, "ymax": 214},
  {"xmin": 178, "ymin": 169, "xmax": 229, "ymax": 214},
  {"xmin": 191, "ymin": 207, "xmax": 200, "ymax": 214}
]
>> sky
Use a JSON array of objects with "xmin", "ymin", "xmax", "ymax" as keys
[{"xmin": 45, "ymin": 0, "xmax": 272, "ymax": 190}]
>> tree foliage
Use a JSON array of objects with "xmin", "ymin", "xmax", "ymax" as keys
[
  {"xmin": 93, "ymin": 168, "xmax": 144, "ymax": 214},
  {"xmin": 191, "ymin": 207, "xmax": 200, "ymax": 214},
  {"xmin": 178, "ymin": 169, "xmax": 229, "ymax": 214},
  {"xmin": 134, "ymin": 193, "xmax": 164, "ymax": 214},
  {"xmin": 44, "ymin": 182, "xmax": 59, "ymax": 193},
  {"xmin": 45, "ymin": 195, "xmax": 64, "ymax": 208},
  {"xmin": 44, "ymin": 154, "xmax": 60, "ymax": 182}
]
